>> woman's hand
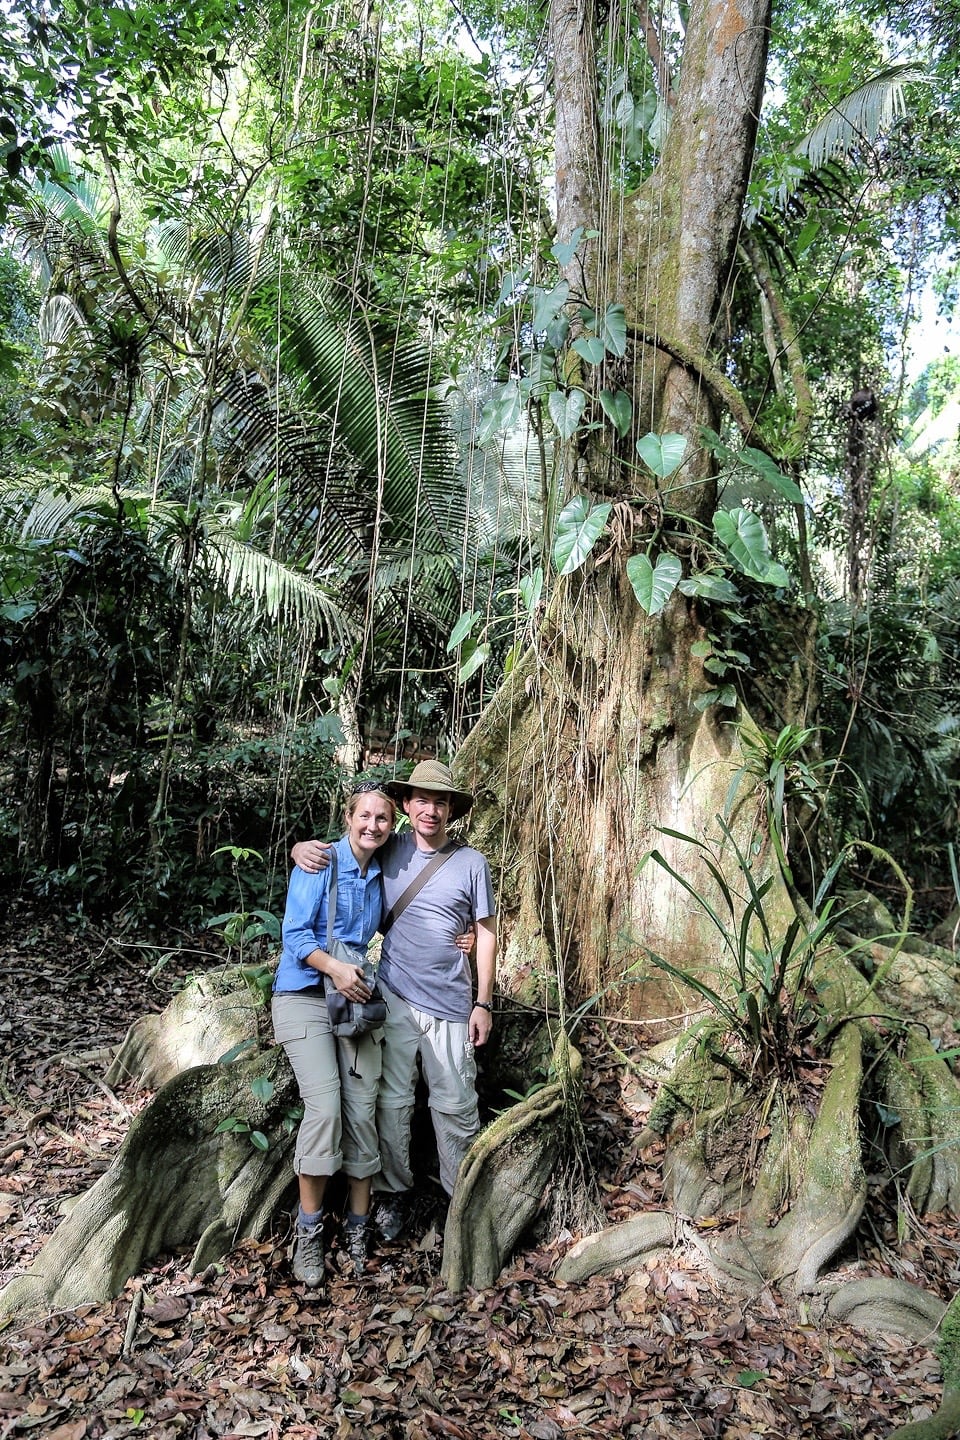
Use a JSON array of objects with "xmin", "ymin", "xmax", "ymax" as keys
[
  {"xmin": 327, "ymin": 957, "xmax": 372, "ymax": 1000},
  {"xmin": 455, "ymin": 926, "xmax": 476, "ymax": 955}
]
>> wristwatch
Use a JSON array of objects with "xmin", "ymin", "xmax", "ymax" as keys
[{"xmin": 474, "ymin": 1001, "xmax": 493, "ymax": 1012}]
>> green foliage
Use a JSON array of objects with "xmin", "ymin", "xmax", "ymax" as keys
[
  {"xmin": 636, "ymin": 432, "xmax": 687, "ymax": 480},
  {"xmin": 626, "ymin": 552, "xmax": 682, "ymax": 617},
  {"xmin": 638, "ymin": 818, "xmax": 831, "ymax": 1083},
  {"xmin": 214, "ymin": 1042, "xmax": 302, "ymax": 1153},
  {"xmin": 818, "ymin": 589, "xmax": 960, "ymax": 916},
  {"xmin": 205, "ymin": 845, "xmax": 282, "ymax": 959},
  {"xmin": 444, "ymin": 565, "xmax": 543, "ymax": 684},
  {"xmin": 552, "ymin": 495, "xmax": 612, "ymax": 575},
  {"xmin": 0, "ymin": 0, "xmax": 248, "ymax": 218},
  {"xmin": 728, "ymin": 724, "xmax": 834, "ymax": 885},
  {"xmin": 713, "ymin": 509, "xmax": 791, "ymax": 587}
]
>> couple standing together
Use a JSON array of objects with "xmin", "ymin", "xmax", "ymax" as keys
[{"xmin": 271, "ymin": 760, "xmax": 497, "ymax": 1289}]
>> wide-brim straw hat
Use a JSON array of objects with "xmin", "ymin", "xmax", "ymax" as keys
[{"xmin": 385, "ymin": 760, "xmax": 474, "ymax": 822}]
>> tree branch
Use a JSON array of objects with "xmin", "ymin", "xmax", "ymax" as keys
[
  {"xmin": 634, "ymin": 0, "xmax": 675, "ymax": 106},
  {"xmin": 630, "ymin": 323, "xmax": 767, "ymax": 452}
]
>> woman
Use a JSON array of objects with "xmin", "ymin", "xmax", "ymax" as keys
[{"xmin": 272, "ymin": 781, "xmax": 396, "ymax": 1288}]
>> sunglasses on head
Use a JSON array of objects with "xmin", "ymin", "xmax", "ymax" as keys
[{"xmin": 351, "ymin": 780, "xmax": 389, "ymax": 795}]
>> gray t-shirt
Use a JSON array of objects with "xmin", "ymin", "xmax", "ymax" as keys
[{"xmin": 378, "ymin": 832, "xmax": 495, "ymax": 1022}]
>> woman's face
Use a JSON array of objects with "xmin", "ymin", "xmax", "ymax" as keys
[{"xmin": 346, "ymin": 792, "xmax": 395, "ymax": 856}]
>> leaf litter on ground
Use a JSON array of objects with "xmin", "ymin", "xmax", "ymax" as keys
[{"xmin": 0, "ymin": 906, "xmax": 954, "ymax": 1438}]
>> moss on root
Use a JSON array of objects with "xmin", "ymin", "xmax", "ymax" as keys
[
  {"xmin": 0, "ymin": 1049, "xmax": 297, "ymax": 1319},
  {"xmin": 887, "ymin": 1331, "xmax": 960, "ymax": 1440},
  {"xmin": 442, "ymin": 1032, "xmax": 584, "ymax": 1290}
]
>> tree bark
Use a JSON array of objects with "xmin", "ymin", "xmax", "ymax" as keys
[
  {"xmin": 621, "ymin": 0, "xmax": 771, "ymax": 513},
  {"xmin": 0, "ymin": 971, "xmax": 294, "ymax": 1321},
  {"xmin": 0, "ymin": 1048, "xmax": 296, "ymax": 1320},
  {"xmin": 458, "ymin": 0, "xmax": 776, "ymax": 1007}
]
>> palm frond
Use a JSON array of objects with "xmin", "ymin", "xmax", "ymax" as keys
[
  {"xmin": 151, "ymin": 218, "xmax": 279, "ymax": 301},
  {"xmin": 6, "ymin": 481, "xmax": 118, "ymax": 541},
  {"xmin": 274, "ymin": 279, "xmax": 464, "ymax": 563},
  {"xmin": 202, "ymin": 525, "xmax": 353, "ymax": 639},
  {"xmin": 33, "ymin": 147, "xmax": 109, "ymax": 231},
  {"xmin": 795, "ymin": 65, "xmax": 928, "ymax": 176},
  {"xmin": 749, "ymin": 63, "xmax": 929, "ymax": 221}
]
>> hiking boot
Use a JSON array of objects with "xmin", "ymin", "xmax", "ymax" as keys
[
  {"xmin": 343, "ymin": 1217, "xmax": 371, "ymax": 1276},
  {"xmin": 373, "ymin": 1192, "xmax": 407, "ymax": 1243},
  {"xmin": 292, "ymin": 1221, "xmax": 325, "ymax": 1288}
]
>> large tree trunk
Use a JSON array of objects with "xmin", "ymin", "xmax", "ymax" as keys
[
  {"xmin": 463, "ymin": 0, "xmax": 775, "ymax": 1006},
  {"xmin": 447, "ymin": 14, "xmax": 960, "ymax": 1419}
]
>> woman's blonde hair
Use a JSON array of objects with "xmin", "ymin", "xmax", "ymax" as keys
[{"xmin": 344, "ymin": 783, "xmax": 397, "ymax": 823}]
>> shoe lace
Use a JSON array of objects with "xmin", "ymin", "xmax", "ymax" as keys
[
  {"xmin": 346, "ymin": 1222, "xmax": 368, "ymax": 1259},
  {"xmin": 297, "ymin": 1224, "xmax": 324, "ymax": 1267}
]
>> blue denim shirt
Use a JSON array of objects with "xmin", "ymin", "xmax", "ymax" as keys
[{"xmin": 273, "ymin": 835, "xmax": 384, "ymax": 993}]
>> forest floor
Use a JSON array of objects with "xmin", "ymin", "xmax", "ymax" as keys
[{"xmin": 0, "ymin": 907, "xmax": 957, "ymax": 1440}]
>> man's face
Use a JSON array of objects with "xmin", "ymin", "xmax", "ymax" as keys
[{"xmin": 403, "ymin": 787, "xmax": 452, "ymax": 847}]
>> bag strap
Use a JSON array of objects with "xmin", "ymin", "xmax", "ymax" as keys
[
  {"xmin": 381, "ymin": 841, "xmax": 461, "ymax": 933},
  {"xmin": 326, "ymin": 846, "xmax": 339, "ymax": 953}
]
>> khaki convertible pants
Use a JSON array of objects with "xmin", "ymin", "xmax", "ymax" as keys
[
  {"xmin": 272, "ymin": 989, "xmax": 383, "ymax": 1179},
  {"xmin": 375, "ymin": 984, "xmax": 479, "ymax": 1197}
]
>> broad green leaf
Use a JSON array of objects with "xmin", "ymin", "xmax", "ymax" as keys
[
  {"xmin": 532, "ymin": 281, "xmax": 570, "ymax": 333},
  {"xmin": 553, "ymin": 495, "xmax": 612, "ymax": 575},
  {"xmin": 694, "ymin": 684, "xmax": 738, "ymax": 711},
  {"xmin": 545, "ymin": 314, "xmax": 570, "ymax": 348},
  {"xmin": 521, "ymin": 350, "xmax": 557, "ymax": 391},
  {"xmin": 572, "ymin": 336, "xmax": 606, "ymax": 365},
  {"xmin": 648, "ymin": 96, "xmax": 670, "ymax": 149},
  {"xmin": 477, "ymin": 382, "xmax": 521, "ymax": 444},
  {"xmin": 795, "ymin": 219, "xmax": 820, "ymax": 255},
  {"xmin": 714, "ymin": 508, "xmax": 789, "ymax": 586},
  {"xmin": 458, "ymin": 639, "xmax": 492, "ymax": 683},
  {"xmin": 497, "ymin": 263, "xmax": 530, "ymax": 307},
  {"xmin": 679, "ymin": 573, "xmax": 742, "ymax": 604},
  {"xmin": 690, "ymin": 639, "xmax": 713, "ymax": 657},
  {"xmin": 242, "ymin": 914, "xmax": 281, "ymax": 942},
  {"xmin": 626, "ymin": 552, "xmax": 682, "ymax": 616},
  {"xmin": 614, "ymin": 92, "xmax": 635, "ymax": 127},
  {"xmin": 250, "ymin": 1131, "xmax": 270, "ymax": 1151},
  {"xmin": 447, "ymin": 609, "xmax": 480, "ymax": 651},
  {"xmin": 599, "ymin": 388, "xmax": 632, "ymax": 437},
  {"xmin": 551, "ymin": 228, "xmax": 584, "ymax": 267},
  {"xmin": 763, "ymin": 561, "xmax": 791, "ymax": 588},
  {"xmin": 700, "ymin": 426, "xmax": 736, "ymax": 464},
  {"xmin": 476, "ymin": 397, "xmax": 503, "ymax": 446},
  {"xmin": 250, "ymin": 1075, "xmax": 275, "ymax": 1102},
  {"xmin": 598, "ymin": 304, "xmax": 628, "ymax": 357},
  {"xmin": 0, "ymin": 601, "xmax": 36, "ymax": 621},
  {"xmin": 217, "ymin": 1038, "xmax": 257, "ymax": 1065},
  {"xmin": 548, "ymin": 387, "xmax": 587, "ymax": 440},
  {"xmin": 740, "ymin": 447, "xmax": 804, "ymax": 503},
  {"xmin": 636, "ymin": 431, "xmax": 687, "ymax": 478},
  {"xmin": 519, "ymin": 566, "xmax": 544, "ymax": 614}
]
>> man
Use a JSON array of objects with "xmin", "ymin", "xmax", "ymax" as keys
[{"xmin": 291, "ymin": 759, "xmax": 496, "ymax": 1241}]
